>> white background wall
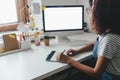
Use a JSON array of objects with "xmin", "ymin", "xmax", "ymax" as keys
[
  {"xmin": 42, "ymin": 0, "xmax": 80, "ymax": 5},
  {"xmin": 29, "ymin": 0, "xmax": 42, "ymax": 30},
  {"xmin": 41, "ymin": 0, "xmax": 91, "ymax": 32}
]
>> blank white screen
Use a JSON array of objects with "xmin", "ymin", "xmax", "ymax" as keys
[{"xmin": 43, "ymin": 6, "xmax": 83, "ymax": 31}]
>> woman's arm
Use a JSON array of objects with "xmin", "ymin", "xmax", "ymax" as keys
[
  {"xmin": 78, "ymin": 41, "xmax": 95, "ymax": 53},
  {"xmin": 57, "ymin": 54, "xmax": 110, "ymax": 79},
  {"xmin": 66, "ymin": 41, "xmax": 95, "ymax": 56}
]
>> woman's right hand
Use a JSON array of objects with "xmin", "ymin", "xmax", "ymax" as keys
[{"xmin": 66, "ymin": 49, "xmax": 79, "ymax": 56}]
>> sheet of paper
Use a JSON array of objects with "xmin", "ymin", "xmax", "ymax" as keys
[
  {"xmin": 17, "ymin": 23, "xmax": 30, "ymax": 33},
  {"xmin": 33, "ymin": 3, "xmax": 40, "ymax": 14}
]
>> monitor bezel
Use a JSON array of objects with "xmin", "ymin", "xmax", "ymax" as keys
[{"xmin": 42, "ymin": 5, "xmax": 84, "ymax": 33}]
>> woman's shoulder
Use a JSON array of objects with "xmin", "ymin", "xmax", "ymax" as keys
[
  {"xmin": 106, "ymin": 33, "xmax": 120, "ymax": 39},
  {"xmin": 104, "ymin": 33, "xmax": 120, "ymax": 43}
]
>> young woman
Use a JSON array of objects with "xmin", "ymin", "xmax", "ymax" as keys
[{"xmin": 57, "ymin": 0, "xmax": 120, "ymax": 80}]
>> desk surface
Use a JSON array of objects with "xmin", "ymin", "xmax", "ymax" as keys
[{"xmin": 0, "ymin": 32, "xmax": 97, "ymax": 80}]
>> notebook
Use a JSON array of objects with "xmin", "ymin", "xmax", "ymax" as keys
[{"xmin": 3, "ymin": 33, "xmax": 19, "ymax": 51}]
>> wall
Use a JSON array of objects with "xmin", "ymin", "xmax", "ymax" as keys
[
  {"xmin": 28, "ymin": 0, "xmax": 42, "ymax": 30},
  {"xmin": 77, "ymin": 0, "xmax": 91, "ymax": 32},
  {"xmin": 42, "ymin": 0, "xmax": 80, "ymax": 5},
  {"xmin": 41, "ymin": 0, "xmax": 91, "ymax": 32}
]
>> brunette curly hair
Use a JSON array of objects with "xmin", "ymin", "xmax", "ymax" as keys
[{"xmin": 89, "ymin": 0, "xmax": 120, "ymax": 35}]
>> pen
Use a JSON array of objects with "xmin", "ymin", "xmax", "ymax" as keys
[{"xmin": 62, "ymin": 50, "xmax": 66, "ymax": 53}]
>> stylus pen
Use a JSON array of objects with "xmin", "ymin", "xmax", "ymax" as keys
[{"xmin": 62, "ymin": 50, "xmax": 66, "ymax": 53}]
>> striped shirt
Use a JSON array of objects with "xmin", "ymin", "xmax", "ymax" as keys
[{"xmin": 98, "ymin": 33, "xmax": 120, "ymax": 76}]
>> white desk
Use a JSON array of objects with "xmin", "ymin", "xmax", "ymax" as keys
[{"xmin": 0, "ymin": 32, "xmax": 97, "ymax": 80}]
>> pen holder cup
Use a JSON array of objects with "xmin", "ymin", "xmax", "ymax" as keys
[
  {"xmin": 43, "ymin": 36, "xmax": 50, "ymax": 46},
  {"xmin": 43, "ymin": 39, "xmax": 49, "ymax": 46},
  {"xmin": 34, "ymin": 37, "xmax": 40, "ymax": 46}
]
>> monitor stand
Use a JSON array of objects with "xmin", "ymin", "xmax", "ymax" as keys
[
  {"xmin": 55, "ymin": 36, "xmax": 71, "ymax": 43},
  {"xmin": 55, "ymin": 35, "xmax": 90, "ymax": 46}
]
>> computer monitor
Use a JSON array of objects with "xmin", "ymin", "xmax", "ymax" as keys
[{"xmin": 42, "ymin": 5, "xmax": 84, "ymax": 42}]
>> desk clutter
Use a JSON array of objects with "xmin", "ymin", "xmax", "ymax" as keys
[
  {"xmin": 0, "ymin": 33, "xmax": 31, "ymax": 56},
  {"xmin": 0, "ymin": 31, "xmax": 55, "ymax": 56}
]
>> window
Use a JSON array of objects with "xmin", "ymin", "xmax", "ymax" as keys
[
  {"xmin": 0, "ymin": 0, "xmax": 29, "ymax": 32},
  {"xmin": 0, "ymin": 0, "xmax": 18, "ymax": 25}
]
